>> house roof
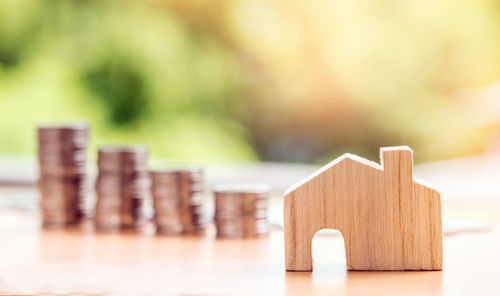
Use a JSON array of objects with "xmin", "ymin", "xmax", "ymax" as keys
[
  {"xmin": 284, "ymin": 147, "xmax": 440, "ymax": 195},
  {"xmin": 284, "ymin": 153, "xmax": 382, "ymax": 195}
]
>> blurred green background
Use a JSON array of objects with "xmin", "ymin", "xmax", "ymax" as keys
[{"xmin": 1, "ymin": 0, "xmax": 500, "ymax": 164}]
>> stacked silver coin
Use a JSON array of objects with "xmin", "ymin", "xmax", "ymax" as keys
[
  {"xmin": 214, "ymin": 184, "xmax": 270, "ymax": 238},
  {"xmin": 150, "ymin": 168, "xmax": 205, "ymax": 235},
  {"xmin": 95, "ymin": 145, "xmax": 149, "ymax": 231},
  {"xmin": 37, "ymin": 123, "xmax": 89, "ymax": 228}
]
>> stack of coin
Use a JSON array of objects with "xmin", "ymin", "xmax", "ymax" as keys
[
  {"xmin": 150, "ymin": 167, "xmax": 205, "ymax": 235},
  {"xmin": 213, "ymin": 184, "xmax": 270, "ymax": 238},
  {"xmin": 37, "ymin": 123, "xmax": 89, "ymax": 228},
  {"xmin": 95, "ymin": 145, "xmax": 149, "ymax": 231}
]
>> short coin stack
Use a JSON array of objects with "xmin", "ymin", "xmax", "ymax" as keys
[
  {"xmin": 150, "ymin": 168, "xmax": 205, "ymax": 235},
  {"xmin": 214, "ymin": 184, "xmax": 270, "ymax": 238},
  {"xmin": 95, "ymin": 145, "xmax": 149, "ymax": 231},
  {"xmin": 37, "ymin": 123, "xmax": 89, "ymax": 228}
]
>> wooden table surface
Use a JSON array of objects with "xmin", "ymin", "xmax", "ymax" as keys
[
  {"xmin": 1, "ymin": 206, "xmax": 499, "ymax": 296},
  {"xmin": 2, "ymin": 151, "xmax": 500, "ymax": 296}
]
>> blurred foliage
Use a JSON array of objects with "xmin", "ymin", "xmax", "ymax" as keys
[
  {"xmin": 83, "ymin": 56, "xmax": 149, "ymax": 125},
  {"xmin": 0, "ymin": 0, "xmax": 500, "ymax": 163}
]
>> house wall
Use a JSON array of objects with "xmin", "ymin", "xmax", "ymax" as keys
[{"xmin": 284, "ymin": 151, "xmax": 442, "ymax": 270}]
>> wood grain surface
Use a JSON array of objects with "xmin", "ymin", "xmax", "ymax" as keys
[
  {"xmin": 285, "ymin": 147, "xmax": 442, "ymax": 271},
  {"xmin": 0, "ymin": 209, "xmax": 498, "ymax": 296}
]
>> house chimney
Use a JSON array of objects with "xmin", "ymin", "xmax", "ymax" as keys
[{"xmin": 380, "ymin": 146, "xmax": 414, "ymax": 179}]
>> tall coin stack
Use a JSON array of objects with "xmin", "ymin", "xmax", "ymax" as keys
[
  {"xmin": 37, "ymin": 123, "xmax": 89, "ymax": 228},
  {"xmin": 150, "ymin": 168, "xmax": 205, "ymax": 235},
  {"xmin": 214, "ymin": 184, "xmax": 270, "ymax": 238},
  {"xmin": 95, "ymin": 145, "xmax": 149, "ymax": 231}
]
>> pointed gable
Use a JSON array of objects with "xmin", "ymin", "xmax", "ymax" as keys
[{"xmin": 284, "ymin": 153, "xmax": 382, "ymax": 196}]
